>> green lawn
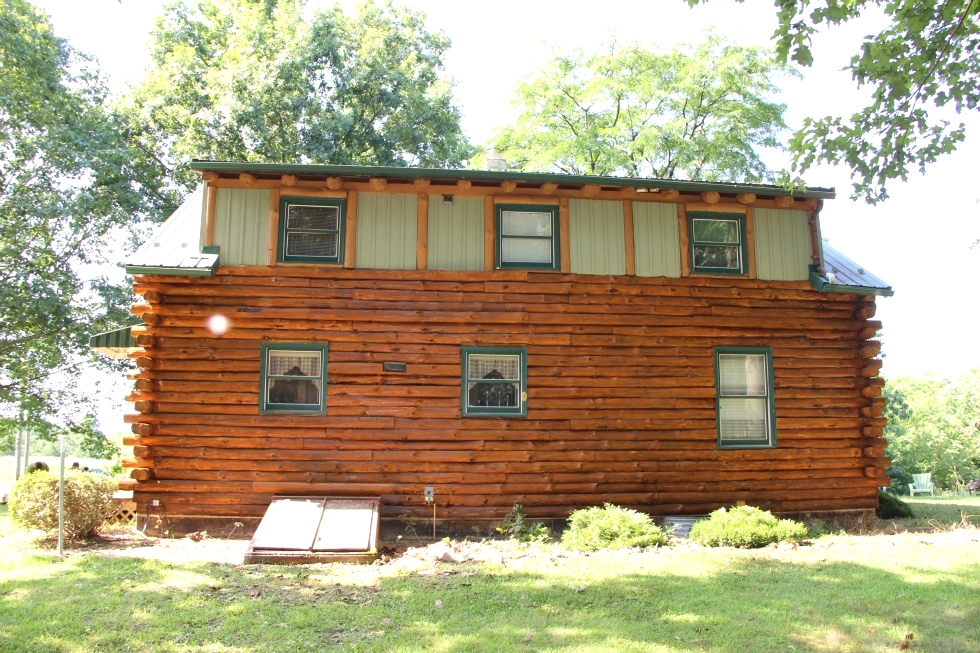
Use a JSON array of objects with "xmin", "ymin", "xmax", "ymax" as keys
[
  {"xmin": 904, "ymin": 495, "xmax": 980, "ymax": 525},
  {"xmin": 1, "ymin": 499, "xmax": 979, "ymax": 653}
]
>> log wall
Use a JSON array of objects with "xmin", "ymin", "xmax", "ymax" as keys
[{"xmin": 123, "ymin": 267, "xmax": 887, "ymax": 525}]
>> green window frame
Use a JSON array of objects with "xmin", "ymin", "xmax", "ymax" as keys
[
  {"xmin": 496, "ymin": 204, "xmax": 560, "ymax": 270},
  {"xmin": 714, "ymin": 347, "xmax": 776, "ymax": 448},
  {"xmin": 259, "ymin": 343, "xmax": 328, "ymax": 414},
  {"xmin": 278, "ymin": 196, "xmax": 346, "ymax": 264},
  {"xmin": 689, "ymin": 212, "xmax": 747, "ymax": 275},
  {"xmin": 461, "ymin": 347, "xmax": 527, "ymax": 417}
]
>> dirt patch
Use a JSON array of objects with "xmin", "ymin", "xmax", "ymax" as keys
[{"xmin": 5, "ymin": 521, "xmax": 978, "ymax": 574}]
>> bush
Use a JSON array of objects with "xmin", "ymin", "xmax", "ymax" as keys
[
  {"xmin": 8, "ymin": 470, "xmax": 117, "ymax": 539},
  {"xmin": 689, "ymin": 506, "xmax": 808, "ymax": 548},
  {"xmin": 496, "ymin": 504, "xmax": 550, "ymax": 542},
  {"xmin": 561, "ymin": 503, "xmax": 669, "ymax": 551},
  {"xmin": 876, "ymin": 491, "xmax": 914, "ymax": 519}
]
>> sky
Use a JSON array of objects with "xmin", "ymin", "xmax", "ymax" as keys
[{"xmin": 29, "ymin": 0, "xmax": 980, "ymax": 431}]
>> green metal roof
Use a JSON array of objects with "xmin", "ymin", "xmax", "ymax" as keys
[
  {"xmin": 89, "ymin": 325, "xmax": 140, "ymax": 359},
  {"xmin": 126, "ymin": 185, "xmax": 219, "ymax": 277},
  {"xmin": 190, "ymin": 160, "xmax": 836, "ymax": 200},
  {"xmin": 809, "ymin": 244, "xmax": 894, "ymax": 297}
]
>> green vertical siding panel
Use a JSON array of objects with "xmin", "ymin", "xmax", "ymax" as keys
[
  {"xmin": 427, "ymin": 195, "xmax": 484, "ymax": 270},
  {"xmin": 633, "ymin": 202, "xmax": 681, "ymax": 278},
  {"xmin": 214, "ymin": 188, "xmax": 269, "ymax": 265},
  {"xmin": 754, "ymin": 208, "xmax": 811, "ymax": 281},
  {"xmin": 356, "ymin": 193, "xmax": 417, "ymax": 269},
  {"xmin": 568, "ymin": 199, "xmax": 626, "ymax": 275}
]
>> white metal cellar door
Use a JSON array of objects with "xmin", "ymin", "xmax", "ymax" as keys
[{"xmin": 244, "ymin": 496, "xmax": 380, "ymax": 564}]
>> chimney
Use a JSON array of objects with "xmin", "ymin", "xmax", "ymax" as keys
[{"xmin": 485, "ymin": 149, "xmax": 507, "ymax": 172}]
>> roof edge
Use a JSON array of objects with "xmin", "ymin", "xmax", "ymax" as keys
[
  {"xmin": 808, "ymin": 269, "xmax": 894, "ymax": 297},
  {"xmin": 190, "ymin": 160, "xmax": 836, "ymax": 200}
]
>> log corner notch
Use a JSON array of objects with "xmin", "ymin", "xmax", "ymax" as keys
[{"xmin": 131, "ymin": 468, "xmax": 154, "ymax": 481}]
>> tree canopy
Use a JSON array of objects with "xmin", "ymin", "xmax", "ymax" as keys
[
  {"xmin": 486, "ymin": 35, "xmax": 796, "ymax": 182},
  {"xmin": 125, "ymin": 0, "xmax": 473, "ymax": 193},
  {"xmin": 0, "ymin": 0, "xmax": 172, "ymax": 445},
  {"xmin": 884, "ymin": 370, "xmax": 980, "ymax": 491},
  {"xmin": 690, "ymin": 0, "xmax": 980, "ymax": 203}
]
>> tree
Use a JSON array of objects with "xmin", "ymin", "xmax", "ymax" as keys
[
  {"xmin": 883, "ymin": 373, "xmax": 980, "ymax": 492},
  {"xmin": 689, "ymin": 0, "xmax": 980, "ymax": 203},
  {"xmin": 486, "ymin": 35, "xmax": 796, "ymax": 182},
  {"xmin": 125, "ymin": 0, "xmax": 473, "ymax": 193},
  {"xmin": 0, "ymin": 0, "xmax": 173, "ymax": 445}
]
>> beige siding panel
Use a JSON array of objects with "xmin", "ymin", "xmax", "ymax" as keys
[
  {"xmin": 755, "ymin": 208, "xmax": 811, "ymax": 281},
  {"xmin": 356, "ymin": 193, "xmax": 417, "ymax": 270},
  {"xmin": 633, "ymin": 202, "xmax": 681, "ymax": 278},
  {"xmin": 568, "ymin": 199, "xmax": 626, "ymax": 275},
  {"xmin": 427, "ymin": 195, "xmax": 484, "ymax": 270},
  {"xmin": 213, "ymin": 188, "xmax": 270, "ymax": 266}
]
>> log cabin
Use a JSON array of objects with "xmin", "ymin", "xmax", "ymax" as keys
[{"xmin": 91, "ymin": 161, "xmax": 893, "ymax": 537}]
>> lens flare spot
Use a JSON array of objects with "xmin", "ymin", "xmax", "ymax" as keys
[{"xmin": 208, "ymin": 314, "xmax": 229, "ymax": 336}]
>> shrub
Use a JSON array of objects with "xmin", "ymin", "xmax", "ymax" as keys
[
  {"xmin": 876, "ymin": 491, "xmax": 914, "ymax": 519},
  {"xmin": 689, "ymin": 506, "xmax": 808, "ymax": 548},
  {"xmin": 8, "ymin": 470, "xmax": 117, "ymax": 539},
  {"xmin": 561, "ymin": 503, "xmax": 669, "ymax": 551},
  {"xmin": 496, "ymin": 504, "xmax": 550, "ymax": 542}
]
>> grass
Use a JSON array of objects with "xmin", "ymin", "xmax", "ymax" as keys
[
  {"xmin": 902, "ymin": 495, "xmax": 980, "ymax": 525},
  {"xmin": 1, "ymin": 501, "xmax": 979, "ymax": 652}
]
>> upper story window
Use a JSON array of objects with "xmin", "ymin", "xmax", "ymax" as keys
[
  {"xmin": 260, "ymin": 343, "xmax": 328, "ymax": 414},
  {"xmin": 689, "ymin": 212, "xmax": 747, "ymax": 275},
  {"xmin": 496, "ymin": 204, "xmax": 560, "ymax": 270},
  {"xmin": 714, "ymin": 347, "xmax": 775, "ymax": 448},
  {"xmin": 279, "ymin": 197, "xmax": 345, "ymax": 264}
]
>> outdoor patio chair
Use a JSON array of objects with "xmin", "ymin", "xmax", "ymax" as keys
[{"xmin": 909, "ymin": 473, "xmax": 934, "ymax": 497}]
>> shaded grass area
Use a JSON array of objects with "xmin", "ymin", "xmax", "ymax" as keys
[
  {"xmin": 903, "ymin": 496, "xmax": 980, "ymax": 525},
  {"xmin": 1, "ymin": 533, "xmax": 979, "ymax": 653}
]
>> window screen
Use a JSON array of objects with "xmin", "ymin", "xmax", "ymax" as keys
[
  {"xmin": 279, "ymin": 198, "xmax": 345, "ymax": 263},
  {"xmin": 462, "ymin": 347, "xmax": 527, "ymax": 417},
  {"xmin": 715, "ymin": 348, "xmax": 774, "ymax": 447},
  {"xmin": 261, "ymin": 344, "xmax": 327, "ymax": 413}
]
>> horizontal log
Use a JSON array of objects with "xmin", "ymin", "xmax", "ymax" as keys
[
  {"xmin": 858, "ymin": 342, "xmax": 881, "ymax": 359},
  {"xmin": 131, "ymin": 468, "xmax": 153, "ymax": 481},
  {"xmin": 860, "ymin": 361, "xmax": 884, "ymax": 378},
  {"xmin": 133, "ymin": 445, "xmax": 151, "ymax": 458},
  {"xmin": 122, "ymin": 436, "xmax": 139, "ymax": 446},
  {"xmin": 854, "ymin": 305, "xmax": 876, "ymax": 320},
  {"xmin": 121, "ymin": 457, "xmax": 153, "ymax": 469}
]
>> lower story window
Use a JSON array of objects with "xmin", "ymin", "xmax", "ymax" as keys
[
  {"xmin": 461, "ymin": 347, "xmax": 527, "ymax": 417},
  {"xmin": 260, "ymin": 343, "xmax": 328, "ymax": 413},
  {"xmin": 714, "ymin": 347, "xmax": 775, "ymax": 448}
]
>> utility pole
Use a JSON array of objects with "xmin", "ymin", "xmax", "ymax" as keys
[{"xmin": 13, "ymin": 423, "xmax": 22, "ymax": 482}]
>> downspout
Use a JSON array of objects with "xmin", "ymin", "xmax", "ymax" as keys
[{"xmin": 808, "ymin": 199, "xmax": 826, "ymax": 274}]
